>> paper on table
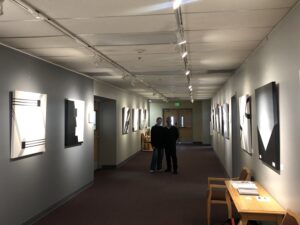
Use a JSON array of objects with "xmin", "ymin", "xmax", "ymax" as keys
[
  {"xmin": 238, "ymin": 188, "xmax": 259, "ymax": 195},
  {"xmin": 231, "ymin": 181, "xmax": 257, "ymax": 189}
]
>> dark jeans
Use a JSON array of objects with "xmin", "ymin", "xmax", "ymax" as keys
[
  {"xmin": 150, "ymin": 147, "xmax": 164, "ymax": 171},
  {"xmin": 165, "ymin": 147, "xmax": 177, "ymax": 172}
]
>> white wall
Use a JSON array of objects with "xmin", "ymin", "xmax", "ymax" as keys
[
  {"xmin": 212, "ymin": 3, "xmax": 300, "ymax": 212},
  {"xmin": 93, "ymin": 80, "xmax": 148, "ymax": 165}
]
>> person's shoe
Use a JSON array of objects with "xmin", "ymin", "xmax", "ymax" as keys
[
  {"xmin": 149, "ymin": 170, "xmax": 155, "ymax": 173},
  {"xmin": 164, "ymin": 169, "xmax": 171, "ymax": 172},
  {"xmin": 173, "ymin": 171, "xmax": 178, "ymax": 174}
]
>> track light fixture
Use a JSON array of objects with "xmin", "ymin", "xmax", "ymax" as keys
[
  {"xmin": 185, "ymin": 70, "xmax": 190, "ymax": 76},
  {"xmin": 0, "ymin": 0, "xmax": 5, "ymax": 15}
]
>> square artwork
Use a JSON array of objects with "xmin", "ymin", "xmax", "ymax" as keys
[
  {"xmin": 122, "ymin": 107, "xmax": 131, "ymax": 134},
  {"xmin": 239, "ymin": 95, "xmax": 252, "ymax": 154},
  {"xmin": 255, "ymin": 82, "xmax": 280, "ymax": 171},
  {"xmin": 65, "ymin": 99, "xmax": 85, "ymax": 147},
  {"xmin": 11, "ymin": 90, "xmax": 47, "ymax": 159}
]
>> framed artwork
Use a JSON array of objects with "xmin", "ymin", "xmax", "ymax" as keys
[
  {"xmin": 219, "ymin": 104, "xmax": 223, "ymax": 136},
  {"xmin": 239, "ymin": 95, "xmax": 252, "ymax": 154},
  {"xmin": 132, "ymin": 108, "xmax": 138, "ymax": 132},
  {"xmin": 138, "ymin": 109, "xmax": 143, "ymax": 130},
  {"xmin": 223, "ymin": 103, "xmax": 229, "ymax": 139},
  {"xmin": 255, "ymin": 82, "xmax": 280, "ymax": 171},
  {"xmin": 11, "ymin": 90, "xmax": 47, "ymax": 159},
  {"xmin": 143, "ymin": 109, "xmax": 148, "ymax": 129},
  {"xmin": 65, "ymin": 99, "xmax": 85, "ymax": 147},
  {"xmin": 215, "ymin": 105, "xmax": 220, "ymax": 133},
  {"xmin": 211, "ymin": 108, "xmax": 215, "ymax": 131},
  {"xmin": 122, "ymin": 107, "xmax": 131, "ymax": 134}
]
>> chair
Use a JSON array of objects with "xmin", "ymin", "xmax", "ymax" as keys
[
  {"xmin": 207, "ymin": 167, "xmax": 251, "ymax": 225},
  {"xmin": 281, "ymin": 210, "xmax": 300, "ymax": 225}
]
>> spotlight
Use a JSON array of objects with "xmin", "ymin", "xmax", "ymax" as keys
[
  {"xmin": 173, "ymin": 0, "xmax": 182, "ymax": 10},
  {"xmin": 185, "ymin": 70, "xmax": 190, "ymax": 76},
  {"xmin": 178, "ymin": 40, "xmax": 187, "ymax": 45},
  {"xmin": 181, "ymin": 51, "xmax": 188, "ymax": 58}
]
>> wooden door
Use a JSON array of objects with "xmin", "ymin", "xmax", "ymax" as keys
[{"xmin": 163, "ymin": 108, "xmax": 193, "ymax": 143}]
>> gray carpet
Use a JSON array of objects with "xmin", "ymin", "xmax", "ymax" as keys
[{"xmin": 33, "ymin": 144, "xmax": 229, "ymax": 225}]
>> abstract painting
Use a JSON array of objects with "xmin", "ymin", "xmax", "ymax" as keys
[
  {"xmin": 239, "ymin": 95, "xmax": 252, "ymax": 154},
  {"xmin": 132, "ymin": 108, "xmax": 138, "ymax": 132},
  {"xmin": 255, "ymin": 82, "xmax": 280, "ymax": 171},
  {"xmin": 11, "ymin": 90, "xmax": 47, "ymax": 159},
  {"xmin": 219, "ymin": 104, "xmax": 223, "ymax": 135},
  {"xmin": 143, "ymin": 109, "xmax": 148, "ymax": 129},
  {"xmin": 215, "ymin": 105, "xmax": 220, "ymax": 133},
  {"xmin": 138, "ymin": 109, "xmax": 143, "ymax": 130},
  {"xmin": 223, "ymin": 103, "xmax": 229, "ymax": 139},
  {"xmin": 122, "ymin": 107, "xmax": 131, "ymax": 134},
  {"xmin": 65, "ymin": 99, "xmax": 85, "ymax": 147}
]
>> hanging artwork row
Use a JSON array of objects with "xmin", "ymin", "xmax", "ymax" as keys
[
  {"xmin": 212, "ymin": 81, "xmax": 280, "ymax": 172},
  {"xmin": 122, "ymin": 107, "xmax": 148, "ymax": 134}
]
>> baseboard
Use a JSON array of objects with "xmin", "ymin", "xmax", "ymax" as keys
[{"xmin": 22, "ymin": 181, "xmax": 93, "ymax": 225}]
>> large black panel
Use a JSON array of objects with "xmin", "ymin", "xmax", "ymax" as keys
[{"xmin": 255, "ymin": 82, "xmax": 280, "ymax": 171}]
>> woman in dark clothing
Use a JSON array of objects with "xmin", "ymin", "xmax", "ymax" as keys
[{"xmin": 149, "ymin": 117, "xmax": 165, "ymax": 173}]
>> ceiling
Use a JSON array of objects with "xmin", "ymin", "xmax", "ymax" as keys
[{"xmin": 0, "ymin": 0, "xmax": 298, "ymax": 101}]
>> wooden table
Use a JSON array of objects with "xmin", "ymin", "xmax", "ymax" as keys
[{"xmin": 225, "ymin": 181, "xmax": 285, "ymax": 225}]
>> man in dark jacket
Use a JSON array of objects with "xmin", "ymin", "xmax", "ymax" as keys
[
  {"xmin": 149, "ymin": 117, "xmax": 165, "ymax": 173},
  {"xmin": 164, "ymin": 116, "xmax": 179, "ymax": 174}
]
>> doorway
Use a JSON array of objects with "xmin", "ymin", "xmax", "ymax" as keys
[
  {"xmin": 94, "ymin": 96, "xmax": 117, "ymax": 170},
  {"xmin": 163, "ymin": 108, "xmax": 193, "ymax": 143},
  {"xmin": 231, "ymin": 95, "xmax": 240, "ymax": 177}
]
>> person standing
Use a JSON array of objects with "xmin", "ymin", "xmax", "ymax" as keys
[
  {"xmin": 164, "ymin": 116, "xmax": 179, "ymax": 174},
  {"xmin": 149, "ymin": 117, "xmax": 165, "ymax": 173}
]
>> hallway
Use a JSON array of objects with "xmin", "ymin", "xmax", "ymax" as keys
[{"xmin": 34, "ymin": 145, "xmax": 228, "ymax": 225}]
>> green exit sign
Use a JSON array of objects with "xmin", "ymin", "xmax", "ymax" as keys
[{"xmin": 174, "ymin": 102, "xmax": 180, "ymax": 107}]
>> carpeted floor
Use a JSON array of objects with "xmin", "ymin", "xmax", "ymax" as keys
[{"xmin": 33, "ymin": 144, "xmax": 229, "ymax": 225}]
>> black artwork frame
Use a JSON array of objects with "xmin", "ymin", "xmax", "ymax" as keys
[{"xmin": 255, "ymin": 82, "xmax": 280, "ymax": 171}]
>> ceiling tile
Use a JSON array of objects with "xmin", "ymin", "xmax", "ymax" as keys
[
  {"xmin": 26, "ymin": 0, "xmax": 173, "ymax": 18},
  {"xmin": 0, "ymin": 21, "xmax": 62, "ymax": 37},
  {"xmin": 183, "ymin": 9, "xmax": 289, "ymax": 30},
  {"xmin": 185, "ymin": 28, "xmax": 272, "ymax": 43},
  {"xmin": 182, "ymin": 0, "xmax": 298, "ymax": 13},
  {"xmin": 57, "ymin": 15, "xmax": 177, "ymax": 34},
  {"xmin": 81, "ymin": 32, "xmax": 177, "ymax": 46}
]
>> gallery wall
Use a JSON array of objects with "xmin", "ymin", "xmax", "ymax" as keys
[
  {"xmin": 93, "ymin": 80, "xmax": 148, "ymax": 165},
  {"xmin": 0, "ymin": 45, "xmax": 94, "ymax": 225},
  {"xmin": 211, "ymin": 2, "xmax": 300, "ymax": 213},
  {"xmin": 149, "ymin": 100, "xmax": 211, "ymax": 144}
]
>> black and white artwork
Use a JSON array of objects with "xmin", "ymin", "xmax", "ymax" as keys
[
  {"xmin": 65, "ymin": 99, "xmax": 85, "ymax": 147},
  {"xmin": 219, "ymin": 104, "xmax": 223, "ymax": 136},
  {"xmin": 138, "ymin": 109, "xmax": 143, "ymax": 130},
  {"xmin": 132, "ymin": 108, "xmax": 138, "ymax": 132},
  {"xmin": 239, "ymin": 95, "xmax": 252, "ymax": 154},
  {"xmin": 122, "ymin": 107, "xmax": 131, "ymax": 134},
  {"xmin": 143, "ymin": 109, "xmax": 148, "ymax": 129},
  {"xmin": 223, "ymin": 103, "xmax": 229, "ymax": 139},
  {"xmin": 215, "ymin": 105, "xmax": 220, "ymax": 133},
  {"xmin": 11, "ymin": 90, "xmax": 47, "ymax": 159},
  {"xmin": 255, "ymin": 82, "xmax": 280, "ymax": 171}
]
